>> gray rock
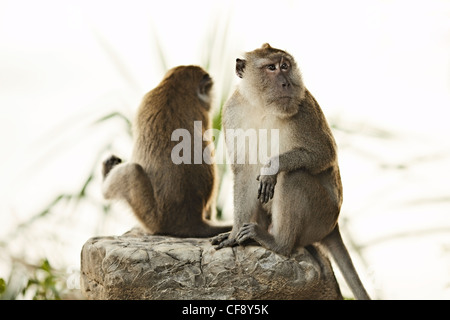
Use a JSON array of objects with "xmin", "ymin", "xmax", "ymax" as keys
[{"xmin": 80, "ymin": 227, "xmax": 342, "ymax": 300}]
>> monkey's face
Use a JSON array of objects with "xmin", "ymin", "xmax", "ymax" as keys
[
  {"xmin": 258, "ymin": 55, "xmax": 297, "ymax": 101},
  {"xmin": 238, "ymin": 44, "xmax": 304, "ymax": 118}
]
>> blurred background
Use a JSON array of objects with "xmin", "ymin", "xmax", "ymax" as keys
[{"xmin": 0, "ymin": 0, "xmax": 449, "ymax": 299}]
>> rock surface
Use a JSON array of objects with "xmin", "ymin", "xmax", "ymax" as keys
[{"xmin": 80, "ymin": 227, "xmax": 342, "ymax": 300}]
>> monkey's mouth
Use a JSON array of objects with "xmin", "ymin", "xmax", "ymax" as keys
[
  {"xmin": 276, "ymin": 96, "xmax": 293, "ymax": 103},
  {"xmin": 267, "ymin": 96, "xmax": 292, "ymax": 106}
]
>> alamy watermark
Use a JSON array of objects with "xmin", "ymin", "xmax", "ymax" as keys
[{"xmin": 171, "ymin": 121, "xmax": 280, "ymax": 175}]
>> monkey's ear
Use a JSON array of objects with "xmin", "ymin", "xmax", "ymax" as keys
[
  {"xmin": 236, "ymin": 58, "xmax": 246, "ymax": 79},
  {"xmin": 261, "ymin": 43, "xmax": 272, "ymax": 49}
]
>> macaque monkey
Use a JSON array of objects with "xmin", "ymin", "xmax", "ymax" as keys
[
  {"xmin": 102, "ymin": 65, "xmax": 231, "ymax": 237},
  {"xmin": 211, "ymin": 44, "xmax": 370, "ymax": 300}
]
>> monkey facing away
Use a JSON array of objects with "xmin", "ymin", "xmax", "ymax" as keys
[
  {"xmin": 211, "ymin": 44, "xmax": 371, "ymax": 300},
  {"xmin": 102, "ymin": 65, "xmax": 231, "ymax": 237}
]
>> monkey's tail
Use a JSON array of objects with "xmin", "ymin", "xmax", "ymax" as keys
[{"xmin": 322, "ymin": 224, "xmax": 371, "ymax": 300}]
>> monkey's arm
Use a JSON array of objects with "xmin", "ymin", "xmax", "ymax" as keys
[
  {"xmin": 257, "ymin": 146, "xmax": 335, "ymax": 204},
  {"xmin": 211, "ymin": 178, "xmax": 251, "ymax": 249},
  {"xmin": 283, "ymin": 146, "xmax": 335, "ymax": 172}
]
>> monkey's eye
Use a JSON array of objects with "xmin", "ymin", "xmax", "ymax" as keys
[
  {"xmin": 281, "ymin": 63, "xmax": 289, "ymax": 70},
  {"xmin": 267, "ymin": 64, "xmax": 276, "ymax": 71}
]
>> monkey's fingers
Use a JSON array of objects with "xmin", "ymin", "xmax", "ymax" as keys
[
  {"xmin": 268, "ymin": 185, "xmax": 275, "ymax": 200},
  {"xmin": 210, "ymin": 232, "xmax": 230, "ymax": 245},
  {"xmin": 264, "ymin": 187, "xmax": 271, "ymax": 203},
  {"xmin": 236, "ymin": 223, "xmax": 258, "ymax": 245},
  {"xmin": 262, "ymin": 183, "xmax": 273, "ymax": 204},
  {"xmin": 257, "ymin": 181, "xmax": 263, "ymax": 199},
  {"xmin": 236, "ymin": 232, "xmax": 252, "ymax": 245},
  {"xmin": 214, "ymin": 237, "xmax": 237, "ymax": 250},
  {"xmin": 263, "ymin": 184, "xmax": 272, "ymax": 203},
  {"xmin": 259, "ymin": 182, "xmax": 268, "ymax": 203}
]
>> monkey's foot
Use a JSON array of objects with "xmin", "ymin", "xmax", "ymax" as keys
[
  {"xmin": 102, "ymin": 155, "xmax": 122, "ymax": 178},
  {"xmin": 211, "ymin": 232, "xmax": 237, "ymax": 250},
  {"xmin": 236, "ymin": 223, "xmax": 261, "ymax": 245},
  {"xmin": 210, "ymin": 232, "xmax": 230, "ymax": 244}
]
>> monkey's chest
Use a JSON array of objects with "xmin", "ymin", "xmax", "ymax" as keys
[{"xmin": 226, "ymin": 115, "xmax": 292, "ymax": 164}]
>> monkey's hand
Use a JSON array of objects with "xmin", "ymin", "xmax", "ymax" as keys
[
  {"xmin": 211, "ymin": 232, "xmax": 237, "ymax": 250},
  {"xmin": 257, "ymin": 173, "xmax": 277, "ymax": 204}
]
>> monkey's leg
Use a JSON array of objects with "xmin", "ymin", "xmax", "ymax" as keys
[
  {"xmin": 237, "ymin": 171, "xmax": 334, "ymax": 256},
  {"xmin": 235, "ymin": 215, "xmax": 296, "ymax": 257},
  {"xmin": 102, "ymin": 161, "xmax": 161, "ymax": 233},
  {"xmin": 212, "ymin": 166, "xmax": 262, "ymax": 249},
  {"xmin": 258, "ymin": 148, "xmax": 336, "ymax": 203},
  {"xmin": 235, "ymin": 222, "xmax": 290, "ymax": 256}
]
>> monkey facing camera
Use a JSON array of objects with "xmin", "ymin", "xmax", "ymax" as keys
[
  {"xmin": 211, "ymin": 43, "xmax": 371, "ymax": 300},
  {"xmin": 102, "ymin": 65, "xmax": 231, "ymax": 238}
]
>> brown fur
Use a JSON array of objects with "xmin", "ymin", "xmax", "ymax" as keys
[
  {"xmin": 211, "ymin": 44, "xmax": 370, "ymax": 299},
  {"xmin": 102, "ymin": 65, "xmax": 231, "ymax": 237}
]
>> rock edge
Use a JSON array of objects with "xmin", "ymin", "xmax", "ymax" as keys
[{"xmin": 80, "ymin": 227, "xmax": 342, "ymax": 300}]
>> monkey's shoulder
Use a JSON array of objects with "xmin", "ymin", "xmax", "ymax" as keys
[{"xmin": 222, "ymin": 92, "xmax": 256, "ymax": 128}]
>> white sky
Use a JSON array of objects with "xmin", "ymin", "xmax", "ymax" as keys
[{"xmin": 0, "ymin": 0, "xmax": 449, "ymax": 299}]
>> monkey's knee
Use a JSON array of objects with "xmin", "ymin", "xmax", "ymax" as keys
[
  {"xmin": 102, "ymin": 155, "xmax": 122, "ymax": 179},
  {"xmin": 102, "ymin": 169, "xmax": 121, "ymax": 200}
]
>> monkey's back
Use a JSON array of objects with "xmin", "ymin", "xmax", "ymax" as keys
[{"xmin": 130, "ymin": 84, "xmax": 216, "ymax": 220}]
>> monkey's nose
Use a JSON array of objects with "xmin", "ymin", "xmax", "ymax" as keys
[{"xmin": 282, "ymin": 82, "xmax": 291, "ymax": 88}]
